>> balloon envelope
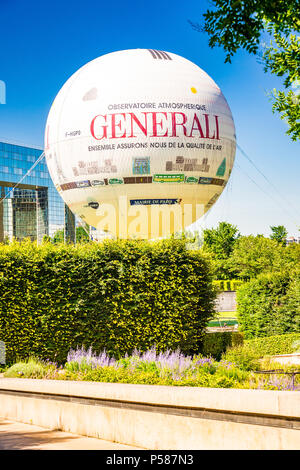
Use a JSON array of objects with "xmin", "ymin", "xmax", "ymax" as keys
[{"xmin": 45, "ymin": 49, "xmax": 236, "ymax": 238}]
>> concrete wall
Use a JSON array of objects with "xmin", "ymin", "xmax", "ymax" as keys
[
  {"xmin": 215, "ymin": 291, "xmax": 236, "ymax": 312},
  {"xmin": 269, "ymin": 354, "xmax": 300, "ymax": 366},
  {"xmin": 0, "ymin": 378, "xmax": 299, "ymax": 450}
]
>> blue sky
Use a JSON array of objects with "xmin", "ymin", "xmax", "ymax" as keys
[{"xmin": 0, "ymin": 0, "xmax": 299, "ymax": 237}]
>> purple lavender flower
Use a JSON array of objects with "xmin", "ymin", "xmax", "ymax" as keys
[
  {"xmin": 65, "ymin": 345, "xmax": 222, "ymax": 381},
  {"xmin": 218, "ymin": 359, "xmax": 236, "ymax": 370},
  {"xmin": 256, "ymin": 375, "xmax": 300, "ymax": 391},
  {"xmin": 66, "ymin": 346, "xmax": 116, "ymax": 370},
  {"xmin": 195, "ymin": 357, "xmax": 214, "ymax": 367}
]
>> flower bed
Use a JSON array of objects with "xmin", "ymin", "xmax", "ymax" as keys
[{"xmin": 4, "ymin": 346, "xmax": 300, "ymax": 391}]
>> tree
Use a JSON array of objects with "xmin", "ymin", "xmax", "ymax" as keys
[
  {"xmin": 262, "ymin": 32, "xmax": 300, "ymax": 141},
  {"xmin": 51, "ymin": 226, "xmax": 90, "ymax": 244},
  {"xmin": 270, "ymin": 225, "xmax": 288, "ymax": 245},
  {"xmin": 202, "ymin": 222, "xmax": 240, "ymax": 279},
  {"xmin": 76, "ymin": 226, "xmax": 90, "ymax": 243},
  {"xmin": 229, "ymin": 235, "xmax": 285, "ymax": 279},
  {"xmin": 203, "ymin": 221, "xmax": 240, "ymax": 258},
  {"xmin": 183, "ymin": 229, "xmax": 203, "ymax": 249},
  {"xmin": 190, "ymin": 0, "xmax": 300, "ymax": 140},
  {"xmin": 52, "ymin": 228, "xmax": 64, "ymax": 244}
]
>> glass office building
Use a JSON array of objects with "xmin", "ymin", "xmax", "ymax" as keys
[{"xmin": 0, "ymin": 141, "xmax": 76, "ymax": 243}]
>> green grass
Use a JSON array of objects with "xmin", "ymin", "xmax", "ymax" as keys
[
  {"xmin": 216, "ymin": 311, "xmax": 237, "ymax": 318},
  {"xmin": 208, "ymin": 311, "xmax": 238, "ymax": 327},
  {"xmin": 208, "ymin": 319, "xmax": 238, "ymax": 327}
]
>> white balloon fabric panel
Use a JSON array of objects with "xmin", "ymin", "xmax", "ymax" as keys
[{"xmin": 45, "ymin": 49, "xmax": 236, "ymax": 238}]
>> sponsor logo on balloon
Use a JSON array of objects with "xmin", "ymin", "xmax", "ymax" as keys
[
  {"xmin": 185, "ymin": 176, "xmax": 199, "ymax": 184},
  {"xmin": 153, "ymin": 174, "xmax": 184, "ymax": 183},
  {"xmin": 76, "ymin": 180, "xmax": 91, "ymax": 188},
  {"xmin": 216, "ymin": 158, "xmax": 226, "ymax": 177},
  {"xmin": 90, "ymin": 112, "xmax": 220, "ymax": 141},
  {"xmin": 90, "ymin": 179, "xmax": 105, "ymax": 186},
  {"xmin": 132, "ymin": 157, "xmax": 150, "ymax": 175},
  {"xmin": 109, "ymin": 178, "xmax": 123, "ymax": 185}
]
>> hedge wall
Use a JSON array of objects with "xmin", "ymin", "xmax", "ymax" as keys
[
  {"xmin": 236, "ymin": 271, "xmax": 300, "ymax": 339},
  {"xmin": 244, "ymin": 332, "xmax": 300, "ymax": 356},
  {"xmin": 213, "ymin": 279, "xmax": 243, "ymax": 292},
  {"xmin": 200, "ymin": 331, "xmax": 244, "ymax": 361},
  {"xmin": 0, "ymin": 238, "xmax": 216, "ymax": 363}
]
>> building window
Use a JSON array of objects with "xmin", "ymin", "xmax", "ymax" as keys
[{"xmin": 14, "ymin": 167, "xmax": 23, "ymax": 175}]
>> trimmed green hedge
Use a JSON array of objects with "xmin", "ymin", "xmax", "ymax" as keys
[
  {"xmin": 245, "ymin": 332, "xmax": 300, "ymax": 356},
  {"xmin": 236, "ymin": 271, "xmax": 300, "ymax": 339},
  {"xmin": 200, "ymin": 331, "xmax": 244, "ymax": 360},
  {"xmin": 213, "ymin": 279, "xmax": 243, "ymax": 292},
  {"xmin": 222, "ymin": 332, "xmax": 300, "ymax": 370},
  {"xmin": 0, "ymin": 238, "xmax": 216, "ymax": 363}
]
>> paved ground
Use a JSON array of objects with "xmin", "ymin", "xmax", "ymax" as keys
[{"xmin": 0, "ymin": 418, "xmax": 143, "ymax": 450}]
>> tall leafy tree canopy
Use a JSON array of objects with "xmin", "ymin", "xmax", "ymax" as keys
[
  {"xmin": 203, "ymin": 221, "xmax": 240, "ymax": 258},
  {"xmin": 190, "ymin": 0, "xmax": 300, "ymax": 140},
  {"xmin": 270, "ymin": 224, "xmax": 288, "ymax": 245}
]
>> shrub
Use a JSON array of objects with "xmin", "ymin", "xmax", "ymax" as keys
[
  {"xmin": 222, "ymin": 332, "xmax": 300, "ymax": 372},
  {"xmin": 244, "ymin": 332, "xmax": 300, "ymax": 356},
  {"xmin": 200, "ymin": 331, "xmax": 244, "ymax": 360},
  {"xmin": 236, "ymin": 271, "xmax": 300, "ymax": 339},
  {"xmin": 213, "ymin": 279, "xmax": 243, "ymax": 292},
  {"xmin": 222, "ymin": 345, "xmax": 261, "ymax": 371},
  {"xmin": 275, "ymin": 276, "xmax": 300, "ymax": 333},
  {"xmin": 3, "ymin": 357, "xmax": 56, "ymax": 379},
  {"xmin": 0, "ymin": 238, "xmax": 216, "ymax": 363}
]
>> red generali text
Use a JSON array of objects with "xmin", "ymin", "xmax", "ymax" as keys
[{"xmin": 90, "ymin": 112, "xmax": 220, "ymax": 140}]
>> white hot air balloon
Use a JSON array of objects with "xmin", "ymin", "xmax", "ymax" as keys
[{"xmin": 44, "ymin": 49, "xmax": 236, "ymax": 239}]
